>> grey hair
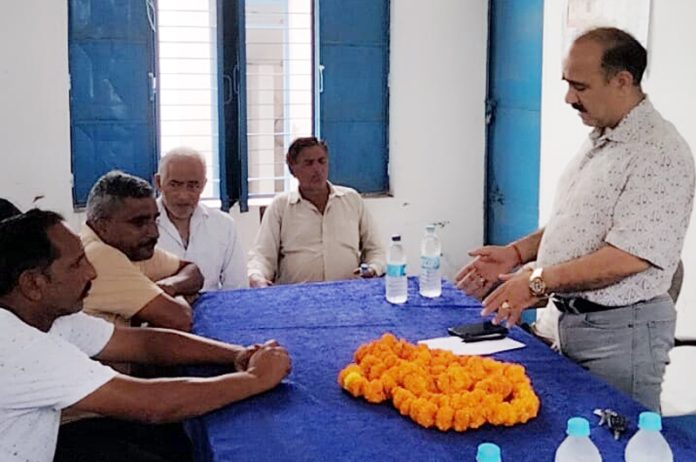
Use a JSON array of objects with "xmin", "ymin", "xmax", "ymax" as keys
[
  {"xmin": 86, "ymin": 170, "xmax": 154, "ymax": 222},
  {"xmin": 158, "ymin": 146, "xmax": 207, "ymax": 177}
]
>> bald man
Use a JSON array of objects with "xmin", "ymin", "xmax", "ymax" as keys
[{"xmin": 155, "ymin": 147, "xmax": 247, "ymax": 291}]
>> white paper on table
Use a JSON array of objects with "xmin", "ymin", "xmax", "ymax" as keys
[{"xmin": 417, "ymin": 335, "xmax": 526, "ymax": 356}]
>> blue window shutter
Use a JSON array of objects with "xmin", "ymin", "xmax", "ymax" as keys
[
  {"xmin": 318, "ymin": 0, "xmax": 390, "ymax": 193},
  {"xmin": 218, "ymin": 0, "xmax": 248, "ymax": 212},
  {"xmin": 68, "ymin": 0, "xmax": 158, "ymax": 207}
]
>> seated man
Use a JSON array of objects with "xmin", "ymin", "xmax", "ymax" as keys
[
  {"xmin": 155, "ymin": 146, "xmax": 247, "ymax": 291},
  {"xmin": 82, "ymin": 170, "xmax": 203, "ymax": 332},
  {"xmin": 0, "ymin": 210, "xmax": 290, "ymax": 462},
  {"xmin": 248, "ymin": 137, "xmax": 385, "ymax": 287}
]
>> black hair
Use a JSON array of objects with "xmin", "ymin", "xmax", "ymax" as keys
[
  {"xmin": 286, "ymin": 137, "xmax": 329, "ymax": 164},
  {"xmin": 0, "ymin": 209, "xmax": 64, "ymax": 296},
  {"xmin": 0, "ymin": 199, "xmax": 21, "ymax": 222},
  {"xmin": 576, "ymin": 27, "xmax": 647, "ymax": 86}
]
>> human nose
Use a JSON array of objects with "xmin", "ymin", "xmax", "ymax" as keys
[
  {"xmin": 85, "ymin": 259, "xmax": 97, "ymax": 281},
  {"xmin": 565, "ymin": 86, "xmax": 577, "ymax": 105},
  {"xmin": 146, "ymin": 221, "xmax": 159, "ymax": 240}
]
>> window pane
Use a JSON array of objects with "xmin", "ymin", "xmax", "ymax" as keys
[
  {"xmin": 245, "ymin": 0, "xmax": 313, "ymax": 198},
  {"xmin": 157, "ymin": 0, "xmax": 219, "ymax": 199}
]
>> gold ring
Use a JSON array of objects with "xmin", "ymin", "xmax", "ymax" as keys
[{"xmin": 501, "ymin": 301, "xmax": 511, "ymax": 311}]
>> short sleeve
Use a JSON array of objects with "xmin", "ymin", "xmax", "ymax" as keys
[
  {"xmin": 137, "ymin": 248, "xmax": 181, "ymax": 282},
  {"xmin": 84, "ymin": 242, "xmax": 165, "ymax": 319},
  {"xmin": 49, "ymin": 312, "xmax": 114, "ymax": 357},
  {"xmin": 606, "ymin": 148, "xmax": 695, "ymax": 270},
  {"xmin": 0, "ymin": 334, "xmax": 116, "ymax": 412}
]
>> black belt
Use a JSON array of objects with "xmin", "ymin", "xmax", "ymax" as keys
[{"xmin": 552, "ymin": 296, "xmax": 623, "ymax": 314}]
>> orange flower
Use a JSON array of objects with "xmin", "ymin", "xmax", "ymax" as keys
[{"xmin": 337, "ymin": 333, "xmax": 540, "ymax": 432}]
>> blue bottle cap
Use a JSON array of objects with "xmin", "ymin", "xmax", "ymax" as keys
[
  {"xmin": 476, "ymin": 442, "xmax": 501, "ymax": 462},
  {"xmin": 391, "ymin": 234, "xmax": 401, "ymax": 242},
  {"xmin": 566, "ymin": 417, "xmax": 590, "ymax": 437},
  {"xmin": 638, "ymin": 411, "xmax": 662, "ymax": 431}
]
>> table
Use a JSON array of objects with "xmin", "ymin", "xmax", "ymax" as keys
[{"xmin": 187, "ymin": 278, "xmax": 696, "ymax": 461}]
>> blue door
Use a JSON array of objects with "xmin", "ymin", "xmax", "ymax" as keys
[{"xmin": 485, "ymin": 0, "xmax": 544, "ymax": 246}]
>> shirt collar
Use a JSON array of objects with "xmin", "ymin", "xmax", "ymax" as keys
[
  {"xmin": 589, "ymin": 96, "xmax": 653, "ymax": 145},
  {"xmin": 80, "ymin": 223, "xmax": 102, "ymax": 245},
  {"xmin": 288, "ymin": 181, "xmax": 343, "ymax": 204}
]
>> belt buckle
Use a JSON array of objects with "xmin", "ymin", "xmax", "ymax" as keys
[{"xmin": 567, "ymin": 298, "xmax": 581, "ymax": 314}]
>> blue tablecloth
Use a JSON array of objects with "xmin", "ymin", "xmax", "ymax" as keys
[{"xmin": 187, "ymin": 278, "xmax": 696, "ymax": 461}]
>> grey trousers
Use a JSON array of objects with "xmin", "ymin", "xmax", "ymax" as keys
[{"xmin": 558, "ymin": 294, "xmax": 676, "ymax": 411}]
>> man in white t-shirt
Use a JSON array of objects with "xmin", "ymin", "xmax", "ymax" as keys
[
  {"xmin": 155, "ymin": 147, "xmax": 247, "ymax": 291},
  {"xmin": 0, "ymin": 210, "xmax": 291, "ymax": 462}
]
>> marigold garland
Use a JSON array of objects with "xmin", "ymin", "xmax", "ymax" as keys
[{"xmin": 337, "ymin": 333, "xmax": 540, "ymax": 431}]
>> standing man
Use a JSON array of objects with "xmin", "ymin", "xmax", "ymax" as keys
[
  {"xmin": 0, "ymin": 210, "xmax": 290, "ymax": 462},
  {"xmin": 247, "ymin": 137, "xmax": 385, "ymax": 287},
  {"xmin": 156, "ymin": 147, "xmax": 247, "ymax": 291},
  {"xmin": 455, "ymin": 27, "xmax": 694, "ymax": 411},
  {"xmin": 82, "ymin": 171, "xmax": 203, "ymax": 332}
]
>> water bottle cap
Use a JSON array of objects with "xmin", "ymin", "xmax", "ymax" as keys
[
  {"xmin": 391, "ymin": 234, "xmax": 401, "ymax": 242},
  {"xmin": 476, "ymin": 443, "xmax": 501, "ymax": 462},
  {"xmin": 638, "ymin": 411, "xmax": 662, "ymax": 431},
  {"xmin": 566, "ymin": 417, "xmax": 590, "ymax": 437},
  {"xmin": 425, "ymin": 224, "xmax": 436, "ymax": 232}
]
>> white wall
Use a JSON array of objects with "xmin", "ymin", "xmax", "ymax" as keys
[
  {"xmin": 0, "ymin": 0, "xmax": 489, "ymax": 280},
  {"xmin": 540, "ymin": 0, "xmax": 696, "ymax": 336},
  {"xmin": 0, "ymin": 1, "xmax": 77, "ymax": 227}
]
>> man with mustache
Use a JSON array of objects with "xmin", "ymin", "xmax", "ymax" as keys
[
  {"xmin": 155, "ymin": 147, "xmax": 247, "ymax": 291},
  {"xmin": 247, "ymin": 137, "xmax": 385, "ymax": 287},
  {"xmin": 0, "ymin": 210, "xmax": 290, "ymax": 462},
  {"xmin": 455, "ymin": 27, "xmax": 694, "ymax": 411},
  {"xmin": 81, "ymin": 171, "xmax": 203, "ymax": 333}
]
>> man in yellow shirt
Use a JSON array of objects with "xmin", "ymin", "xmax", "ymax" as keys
[{"xmin": 81, "ymin": 171, "xmax": 203, "ymax": 332}]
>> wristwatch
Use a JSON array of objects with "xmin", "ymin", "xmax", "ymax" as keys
[{"xmin": 528, "ymin": 267, "xmax": 547, "ymax": 297}]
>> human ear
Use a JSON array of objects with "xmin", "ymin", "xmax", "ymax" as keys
[
  {"xmin": 17, "ymin": 270, "xmax": 47, "ymax": 302},
  {"xmin": 91, "ymin": 218, "xmax": 111, "ymax": 239},
  {"xmin": 614, "ymin": 70, "xmax": 635, "ymax": 91}
]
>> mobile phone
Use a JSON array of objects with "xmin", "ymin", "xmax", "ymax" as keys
[{"xmin": 447, "ymin": 321, "xmax": 508, "ymax": 342}]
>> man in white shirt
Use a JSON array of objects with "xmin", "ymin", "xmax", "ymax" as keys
[
  {"xmin": 248, "ymin": 137, "xmax": 385, "ymax": 287},
  {"xmin": 155, "ymin": 147, "xmax": 247, "ymax": 291},
  {"xmin": 455, "ymin": 27, "xmax": 694, "ymax": 410},
  {"xmin": 0, "ymin": 210, "xmax": 290, "ymax": 462}
]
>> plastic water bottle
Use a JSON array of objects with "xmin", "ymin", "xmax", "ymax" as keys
[
  {"xmin": 385, "ymin": 234, "xmax": 408, "ymax": 304},
  {"xmin": 625, "ymin": 412, "xmax": 673, "ymax": 462},
  {"xmin": 476, "ymin": 442, "xmax": 501, "ymax": 462},
  {"xmin": 419, "ymin": 224, "xmax": 442, "ymax": 298},
  {"xmin": 555, "ymin": 417, "xmax": 602, "ymax": 462}
]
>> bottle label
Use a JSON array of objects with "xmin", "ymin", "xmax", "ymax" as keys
[
  {"xmin": 421, "ymin": 256, "xmax": 440, "ymax": 270},
  {"xmin": 386, "ymin": 263, "xmax": 407, "ymax": 277}
]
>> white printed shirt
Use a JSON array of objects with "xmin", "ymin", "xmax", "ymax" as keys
[
  {"xmin": 0, "ymin": 311, "xmax": 116, "ymax": 462},
  {"xmin": 537, "ymin": 97, "xmax": 695, "ymax": 306}
]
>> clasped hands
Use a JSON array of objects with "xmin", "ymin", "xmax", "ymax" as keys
[
  {"xmin": 454, "ymin": 245, "xmax": 544, "ymax": 326},
  {"xmin": 235, "ymin": 340, "xmax": 292, "ymax": 387}
]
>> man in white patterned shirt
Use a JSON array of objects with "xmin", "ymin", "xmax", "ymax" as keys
[
  {"xmin": 248, "ymin": 137, "xmax": 385, "ymax": 287},
  {"xmin": 454, "ymin": 27, "xmax": 694, "ymax": 410}
]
